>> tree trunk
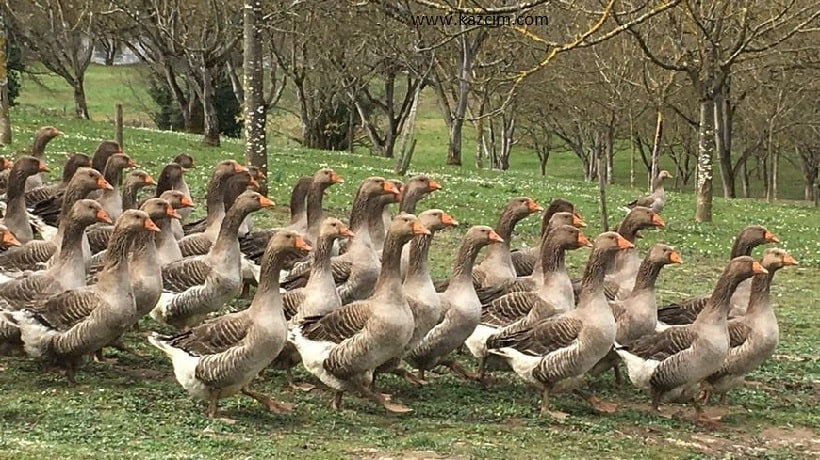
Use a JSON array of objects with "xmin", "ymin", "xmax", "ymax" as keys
[
  {"xmin": 696, "ymin": 99, "xmax": 715, "ymax": 222},
  {"xmin": 243, "ymin": 0, "xmax": 267, "ymax": 193},
  {"xmin": 447, "ymin": 31, "xmax": 484, "ymax": 166},
  {"xmin": 0, "ymin": 15, "xmax": 10, "ymax": 145},
  {"xmin": 629, "ymin": 109, "xmax": 635, "ymax": 186},
  {"xmin": 395, "ymin": 82, "xmax": 422, "ymax": 175},
  {"xmin": 740, "ymin": 160, "xmax": 750, "ymax": 198},
  {"xmin": 597, "ymin": 130, "xmax": 609, "ymax": 231},
  {"xmin": 771, "ymin": 143, "xmax": 778, "ymax": 201},
  {"xmin": 200, "ymin": 68, "xmax": 221, "ymax": 146},
  {"xmin": 73, "ymin": 77, "xmax": 90, "ymax": 120},
  {"xmin": 115, "ymin": 103, "xmax": 124, "ymax": 149},
  {"xmin": 714, "ymin": 84, "xmax": 735, "ymax": 198},
  {"xmin": 499, "ymin": 112, "xmax": 515, "ymax": 171},
  {"xmin": 650, "ymin": 111, "xmax": 663, "ymax": 192}
]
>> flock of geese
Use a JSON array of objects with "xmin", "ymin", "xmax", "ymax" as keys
[{"xmin": 0, "ymin": 126, "xmax": 796, "ymax": 425}]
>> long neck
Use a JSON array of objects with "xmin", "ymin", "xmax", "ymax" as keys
[
  {"xmin": 539, "ymin": 239, "xmax": 568, "ymax": 281},
  {"xmin": 51, "ymin": 215, "xmax": 88, "ymax": 268},
  {"xmin": 348, "ymin": 190, "xmax": 372, "ymax": 233},
  {"xmin": 210, "ymin": 205, "xmax": 247, "ymax": 256},
  {"xmin": 249, "ymin": 247, "xmax": 291, "ymax": 313},
  {"xmin": 579, "ymin": 248, "xmax": 611, "ymax": 301},
  {"xmin": 631, "ymin": 259, "xmax": 664, "ymax": 292},
  {"xmin": 130, "ymin": 228, "xmax": 158, "ymax": 269},
  {"xmin": 96, "ymin": 228, "xmax": 133, "ymax": 289},
  {"xmin": 730, "ymin": 235, "xmax": 757, "ymax": 258},
  {"xmin": 746, "ymin": 270, "xmax": 776, "ymax": 315},
  {"xmin": 60, "ymin": 185, "xmax": 93, "ymax": 217},
  {"xmin": 617, "ymin": 216, "xmax": 643, "ymax": 242},
  {"xmin": 32, "ymin": 135, "xmax": 52, "ymax": 157},
  {"xmin": 122, "ymin": 182, "xmax": 142, "ymax": 210},
  {"xmin": 371, "ymin": 231, "xmax": 406, "ymax": 295},
  {"xmin": 406, "ymin": 233, "xmax": 434, "ymax": 278},
  {"xmin": 399, "ymin": 187, "xmax": 424, "ymax": 214},
  {"xmin": 305, "ymin": 184, "xmax": 326, "ymax": 232},
  {"xmin": 310, "ymin": 234, "xmax": 337, "ymax": 277},
  {"xmin": 289, "ymin": 180, "xmax": 310, "ymax": 225},
  {"xmin": 450, "ymin": 239, "xmax": 482, "ymax": 283},
  {"xmin": 6, "ymin": 169, "xmax": 28, "ymax": 211},
  {"xmin": 104, "ymin": 165, "xmax": 124, "ymax": 189},
  {"xmin": 495, "ymin": 209, "xmax": 518, "ymax": 247},
  {"xmin": 700, "ymin": 271, "xmax": 746, "ymax": 320},
  {"xmin": 204, "ymin": 176, "xmax": 227, "ymax": 227},
  {"xmin": 653, "ymin": 175, "xmax": 666, "ymax": 193}
]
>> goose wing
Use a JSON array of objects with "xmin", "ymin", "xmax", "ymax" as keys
[
  {"xmin": 158, "ymin": 314, "xmax": 250, "ymax": 356},
  {"xmin": 0, "ymin": 241, "xmax": 57, "ymax": 272},
  {"xmin": 298, "ymin": 302, "xmax": 372, "ymax": 343},
  {"xmin": 510, "ymin": 248, "xmax": 536, "ymax": 277},
  {"xmin": 28, "ymin": 289, "xmax": 102, "ymax": 331},
  {"xmin": 481, "ymin": 292, "xmax": 547, "ymax": 327},
  {"xmin": 487, "ymin": 316, "xmax": 583, "ymax": 357},
  {"xmin": 620, "ymin": 325, "xmax": 697, "ymax": 361},
  {"xmin": 178, "ymin": 234, "xmax": 213, "ymax": 258},
  {"xmin": 656, "ymin": 296, "xmax": 708, "ymax": 326},
  {"xmin": 161, "ymin": 257, "xmax": 213, "ymax": 292},
  {"xmin": 86, "ymin": 225, "xmax": 114, "ymax": 254}
]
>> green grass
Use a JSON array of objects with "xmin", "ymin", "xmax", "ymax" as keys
[{"xmin": 0, "ymin": 66, "xmax": 819, "ymax": 459}]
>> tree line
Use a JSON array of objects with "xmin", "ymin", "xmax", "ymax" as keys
[{"xmin": 1, "ymin": 0, "xmax": 819, "ymax": 219}]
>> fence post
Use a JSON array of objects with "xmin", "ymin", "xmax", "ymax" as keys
[{"xmin": 115, "ymin": 104, "xmax": 124, "ymax": 149}]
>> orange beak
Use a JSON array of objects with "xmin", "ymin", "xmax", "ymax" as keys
[
  {"xmin": 384, "ymin": 181, "xmax": 400, "ymax": 195},
  {"xmin": 528, "ymin": 200, "xmax": 545, "ymax": 213},
  {"xmin": 53, "ymin": 129, "xmax": 64, "ymax": 136},
  {"xmin": 339, "ymin": 225, "xmax": 355, "ymax": 238},
  {"xmin": 258, "ymin": 196, "xmax": 275, "ymax": 208},
  {"xmin": 751, "ymin": 260, "xmax": 768, "ymax": 274},
  {"xmin": 38, "ymin": 161, "xmax": 50, "ymax": 172},
  {"xmin": 127, "ymin": 159, "xmax": 137, "ymax": 168},
  {"xmin": 428, "ymin": 179, "xmax": 442, "ymax": 191},
  {"xmin": 294, "ymin": 235, "xmax": 312, "ymax": 251},
  {"xmin": 145, "ymin": 175, "xmax": 157, "ymax": 185},
  {"xmin": 180, "ymin": 167, "xmax": 189, "ymax": 173},
  {"xmin": 5, "ymin": 160, "xmax": 13, "ymax": 169},
  {"xmin": 166, "ymin": 206, "xmax": 182, "ymax": 219},
  {"xmin": 97, "ymin": 176, "xmax": 114, "ymax": 190},
  {"xmin": 115, "ymin": 148, "xmax": 123, "ymax": 153},
  {"xmin": 2, "ymin": 231, "xmax": 22, "ymax": 247},
  {"xmin": 488, "ymin": 229, "xmax": 504, "ymax": 244},
  {"xmin": 249, "ymin": 177, "xmax": 260, "ymax": 188},
  {"xmin": 616, "ymin": 234, "xmax": 635, "ymax": 249},
  {"xmin": 669, "ymin": 250, "xmax": 683, "ymax": 264},
  {"xmin": 651, "ymin": 213, "xmax": 665, "ymax": 228},
  {"xmin": 441, "ymin": 212, "xmax": 459, "ymax": 227},
  {"xmin": 96, "ymin": 209, "xmax": 113, "ymax": 224},
  {"xmin": 577, "ymin": 232, "xmax": 593, "ymax": 248},
  {"xmin": 573, "ymin": 210, "xmax": 583, "ymax": 221},
  {"xmin": 180, "ymin": 195, "xmax": 194, "ymax": 208},
  {"xmin": 782, "ymin": 254, "xmax": 798, "ymax": 266},
  {"xmin": 330, "ymin": 172, "xmax": 344, "ymax": 184},
  {"xmin": 144, "ymin": 218, "xmax": 161, "ymax": 232},
  {"xmin": 256, "ymin": 169, "xmax": 265, "ymax": 179},
  {"xmin": 412, "ymin": 221, "xmax": 431, "ymax": 236},
  {"xmin": 764, "ymin": 230, "xmax": 780, "ymax": 243},
  {"xmin": 572, "ymin": 215, "xmax": 587, "ymax": 228},
  {"xmin": 234, "ymin": 163, "xmax": 249, "ymax": 173}
]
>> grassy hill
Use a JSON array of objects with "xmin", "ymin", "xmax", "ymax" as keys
[{"xmin": 0, "ymin": 64, "xmax": 817, "ymax": 459}]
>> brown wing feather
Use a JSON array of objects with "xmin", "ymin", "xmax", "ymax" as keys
[
  {"xmin": 481, "ymin": 292, "xmax": 544, "ymax": 327},
  {"xmin": 161, "ymin": 258, "xmax": 212, "ymax": 292},
  {"xmin": 86, "ymin": 225, "xmax": 114, "ymax": 254},
  {"xmin": 161, "ymin": 313, "xmax": 251, "ymax": 356},
  {"xmin": 282, "ymin": 289, "xmax": 304, "ymax": 320},
  {"xmin": 178, "ymin": 235, "xmax": 213, "ymax": 258},
  {"xmin": 620, "ymin": 326, "xmax": 697, "ymax": 361},
  {"xmin": 728, "ymin": 320, "xmax": 752, "ymax": 348},
  {"xmin": 656, "ymin": 296, "xmax": 709, "ymax": 325},
  {"xmin": 299, "ymin": 302, "xmax": 372, "ymax": 343},
  {"xmin": 28, "ymin": 290, "xmax": 102, "ymax": 331},
  {"xmin": 487, "ymin": 316, "xmax": 583, "ymax": 357}
]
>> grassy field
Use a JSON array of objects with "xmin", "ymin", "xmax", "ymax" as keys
[{"xmin": 0, "ymin": 65, "xmax": 818, "ymax": 459}]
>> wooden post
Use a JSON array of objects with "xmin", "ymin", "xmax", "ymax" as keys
[{"xmin": 115, "ymin": 104, "xmax": 124, "ymax": 149}]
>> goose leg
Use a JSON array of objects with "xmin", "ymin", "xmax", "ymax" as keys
[
  {"xmin": 650, "ymin": 392, "xmax": 672, "ymax": 419},
  {"xmin": 205, "ymin": 396, "xmax": 236, "ymax": 423},
  {"xmin": 241, "ymin": 386, "xmax": 293, "ymax": 414},
  {"xmin": 612, "ymin": 363, "xmax": 624, "ymax": 389},
  {"xmin": 694, "ymin": 398, "xmax": 722, "ymax": 427},
  {"xmin": 539, "ymin": 388, "xmax": 568, "ymax": 420},
  {"xmin": 356, "ymin": 384, "xmax": 412, "ymax": 414},
  {"xmin": 442, "ymin": 358, "xmax": 480, "ymax": 381},
  {"xmin": 718, "ymin": 393, "xmax": 728, "ymax": 405},
  {"xmin": 286, "ymin": 369, "xmax": 316, "ymax": 392},
  {"xmin": 574, "ymin": 389, "xmax": 618, "ymax": 414},
  {"xmin": 392, "ymin": 368, "xmax": 428, "ymax": 386},
  {"xmin": 331, "ymin": 391, "xmax": 344, "ymax": 411}
]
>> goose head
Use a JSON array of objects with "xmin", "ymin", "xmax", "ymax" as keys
[
  {"xmin": 117, "ymin": 209, "xmax": 162, "ymax": 235},
  {"xmin": 10, "ymin": 155, "xmax": 49, "ymax": 181},
  {"xmin": 72, "ymin": 167, "xmax": 114, "ymax": 191},
  {"xmin": 0, "ymin": 157, "xmax": 14, "ymax": 172},
  {"xmin": 141, "ymin": 198, "xmax": 181, "ymax": 223},
  {"xmin": 159, "ymin": 190, "xmax": 195, "ymax": 210},
  {"xmin": 465, "ymin": 225, "xmax": 504, "ymax": 248},
  {"xmin": 647, "ymin": 243, "xmax": 683, "ymax": 266},
  {"xmin": 125, "ymin": 170, "xmax": 156, "ymax": 188},
  {"xmin": 173, "ymin": 153, "xmax": 196, "ymax": 169},
  {"xmin": 320, "ymin": 217, "xmax": 355, "ymax": 242},
  {"xmin": 418, "ymin": 209, "xmax": 459, "ymax": 233},
  {"xmin": 91, "ymin": 140, "xmax": 124, "ymax": 173},
  {"xmin": 388, "ymin": 213, "xmax": 431, "ymax": 246},
  {"xmin": 0, "ymin": 224, "xmax": 22, "ymax": 247},
  {"xmin": 71, "ymin": 199, "xmax": 113, "ymax": 226},
  {"xmin": 61, "ymin": 153, "xmax": 92, "ymax": 183}
]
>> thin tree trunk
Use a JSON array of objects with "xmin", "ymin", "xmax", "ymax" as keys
[
  {"xmin": 714, "ymin": 85, "xmax": 734, "ymax": 198},
  {"xmin": 696, "ymin": 99, "xmax": 715, "ymax": 222},
  {"xmin": 73, "ymin": 77, "xmax": 90, "ymax": 120},
  {"xmin": 115, "ymin": 103, "xmax": 124, "ymax": 149},
  {"xmin": 629, "ymin": 108, "xmax": 635, "ymax": 187},
  {"xmin": 395, "ymin": 82, "xmax": 422, "ymax": 176},
  {"xmin": 200, "ymin": 68, "xmax": 221, "ymax": 146},
  {"xmin": 771, "ymin": 144, "xmax": 778, "ymax": 201},
  {"xmin": 740, "ymin": 160, "xmax": 750, "ymax": 198},
  {"xmin": 0, "ymin": 16, "xmax": 10, "ymax": 145},
  {"xmin": 243, "ymin": 0, "xmax": 267, "ymax": 193},
  {"xmin": 650, "ymin": 110, "xmax": 663, "ymax": 192},
  {"xmin": 597, "ymin": 131, "xmax": 609, "ymax": 231}
]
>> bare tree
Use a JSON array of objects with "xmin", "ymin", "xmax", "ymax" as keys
[
  {"xmin": 619, "ymin": 0, "xmax": 820, "ymax": 221},
  {"xmin": 243, "ymin": 0, "xmax": 266, "ymax": 193},
  {"xmin": 0, "ymin": 13, "xmax": 11, "ymax": 145},
  {"xmin": 4, "ymin": 0, "xmax": 97, "ymax": 119}
]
